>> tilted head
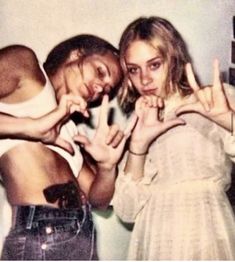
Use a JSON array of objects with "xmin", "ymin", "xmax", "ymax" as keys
[
  {"xmin": 118, "ymin": 16, "xmax": 192, "ymax": 113},
  {"xmin": 44, "ymin": 34, "xmax": 122, "ymax": 103}
]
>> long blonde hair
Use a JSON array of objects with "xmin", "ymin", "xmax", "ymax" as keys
[{"xmin": 118, "ymin": 16, "xmax": 193, "ymax": 114}]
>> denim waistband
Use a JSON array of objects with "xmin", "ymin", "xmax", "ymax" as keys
[{"xmin": 12, "ymin": 204, "xmax": 90, "ymax": 230}]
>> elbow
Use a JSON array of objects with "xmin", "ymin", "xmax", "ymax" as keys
[
  {"xmin": 88, "ymin": 193, "xmax": 113, "ymax": 210},
  {"xmin": 89, "ymin": 199, "xmax": 110, "ymax": 210},
  {"xmin": 92, "ymin": 203, "xmax": 110, "ymax": 210}
]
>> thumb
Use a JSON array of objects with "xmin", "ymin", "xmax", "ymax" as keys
[
  {"xmin": 175, "ymin": 103, "xmax": 202, "ymax": 116},
  {"xmin": 124, "ymin": 113, "xmax": 138, "ymax": 138},
  {"xmin": 73, "ymin": 134, "xmax": 90, "ymax": 147},
  {"xmin": 53, "ymin": 137, "xmax": 75, "ymax": 155},
  {"xmin": 161, "ymin": 118, "xmax": 185, "ymax": 132}
]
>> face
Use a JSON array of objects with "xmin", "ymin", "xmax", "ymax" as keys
[
  {"xmin": 125, "ymin": 40, "xmax": 168, "ymax": 98},
  {"xmin": 61, "ymin": 52, "xmax": 121, "ymax": 102}
]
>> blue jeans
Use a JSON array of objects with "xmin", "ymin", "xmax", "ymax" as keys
[{"xmin": 1, "ymin": 204, "xmax": 98, "ymax": 260}]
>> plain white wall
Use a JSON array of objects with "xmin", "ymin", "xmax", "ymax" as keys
[
  {"xmin": 0, "ymin": 0, "xmax": 234, "ymax": 83},
  {"xmin": 0, "ymin": 0, "xmax": 234, "ymax": 260}
]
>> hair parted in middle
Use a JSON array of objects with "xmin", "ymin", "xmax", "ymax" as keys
[{"xmin": 118, "ymin": 16, "xmax": 193, "ymax": 114}]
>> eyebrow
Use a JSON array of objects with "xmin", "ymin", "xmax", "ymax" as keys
[{"xmin": 126, "ymin": 56, "xmax": 162, "ymax": 66}]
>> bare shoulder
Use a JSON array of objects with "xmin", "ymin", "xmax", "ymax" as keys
[{"xmin": 0, "ymin": 45, "xmax": 45, "ymax": 101}]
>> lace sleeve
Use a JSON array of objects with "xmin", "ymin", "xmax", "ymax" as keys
[
  {"xmin": 112, "ymin": 151, "xmax": 158, "ymax": 223},
  {"xmin": 220, "ymin": 84, "xmax": 235, "ymax": 161}
]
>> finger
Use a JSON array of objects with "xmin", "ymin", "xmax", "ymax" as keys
[
  {"xmin": 213, "ymin": 59, "xmax": 222, "ymax": 89},
  {"xmin": 54, "ymin": 137, "xmax": 75, "ymax": 155},
  {"xmin": 152, "ymin": 96, "xmax": 158, "ymax": 107},
  {"xmin": 110, "ymin": 131, "xmax": 125, "ymax": 148},
  {"xmin": 136, "ymin": 96, "xmax": 146, "ymax": 108},
  {"xmin": 185, "ymin": 63, "xmax": 200, "ymax": 93},
  {"xmin": 143, "ymin": 95, "xmax": 154, "ymax": 107},
  {"xmin": 70, "ymin": 105, "xmax": 90, "ymax": 117},
  {"xmin": 73, "ymin": 134, "xmax": 90, "ymax": 147},
  {"xmin": 145, "ymin": 107, "xmax": 158, "ymax": 124},
  {"xmin": 38, "ymin": 107, "xmax": 68, "ymax": 132},
  {"xmin": 97, "ymin": 95, "xmax": 109, "ymax": 128},
  {"xmin": 135, "ymin": 99, "xmax": 145, "ymax": 117},
  {"xmin": 197, "ymin": 89, "xmax": 210, "ymax": 112},
  {"xmin": 123, "ymin": 113, "xmax": 138, "ymax": 137},
  {"xmin": 161, "ymin": 118, "xmax": 186, "ymax": 132},
  {"xmin": 105, "ymin": 124, "xmax": 120, "ymax": 144},
  {"xmin": 203, "ymin": 86, "xmax": 213, "ymax": 109},
  {"xmin": 175, "ymin": 102, "xmax": 203, "ymax": 115},
  {"xmin": 157, "ymin": 97, "xmax": 164, "ymax": 108},
  {"xmin": 60, "ymin": 94, "xmax": 88, "ymax": 117}
]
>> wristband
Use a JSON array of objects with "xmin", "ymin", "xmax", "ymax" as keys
[{"xmin": 128, "ymin": 149, "xmax": 148, "ymax": 156}]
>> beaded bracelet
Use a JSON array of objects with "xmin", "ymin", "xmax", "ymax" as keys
[{"xmin": 129, "ymin": 149, "xmax": 148, "ymax": 156}]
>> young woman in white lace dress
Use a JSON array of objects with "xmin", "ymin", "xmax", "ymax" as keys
[{"xmin": 113, "ymin": 16, "xmax": 235, "ymax": 260}]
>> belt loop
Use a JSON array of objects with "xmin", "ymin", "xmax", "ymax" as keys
[{"xmin": 26, "ymin": 205, "xmax": 36, "ymax": 229}]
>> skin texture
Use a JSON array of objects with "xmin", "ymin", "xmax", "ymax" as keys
[
  {"xmin": 123, "ymin": 39, "xmax": 235, "ymax": 181},
  {"xmin": 51, "ymin": 52, "xmax": 121, "ymax": 102},
  {"xmin": 0, "ymin": 44, "xmax": 130, "ymax": 210}
]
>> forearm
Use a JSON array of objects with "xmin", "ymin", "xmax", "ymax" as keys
[
  {"xmin": 0, "ymin": 113, "xmax": 33, "ymax": 139},
  {"xmin": 88, "ymin": 165, "xmax": 117, "ymax": 209},
  {"xmin": 124, "ymin": 141, "xmax": 148, "ymax": 180}
]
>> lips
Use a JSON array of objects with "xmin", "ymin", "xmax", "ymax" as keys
[
  {"xmin": 84, "ymin": 84, "xmax": 95, "ymax": 100},
  {"xmin": 143, "ymin": 88, "xmax": 157, "ymax": 95}
]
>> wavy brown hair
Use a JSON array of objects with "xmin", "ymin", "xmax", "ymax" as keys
[
  {"xmin": 44, "ymin": 34, "xmax": 119, "ymax": 77},
  {"xmin": 118, "ymin": 16, "xmax": 193, "ymax": 114}
]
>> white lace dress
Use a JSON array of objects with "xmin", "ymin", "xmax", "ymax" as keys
[{"xmin": 113, "ymin": 84, "xmax": 235, "ymax": 260}]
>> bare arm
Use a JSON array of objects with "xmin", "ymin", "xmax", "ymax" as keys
[
  {"xmin": 74, "ymin": 95, "xmax": 137, "ymax": 209},
  {"xmin": 0, "ymin": 94, "xmax": 89, "ymax": 154},
  {"xmin": 124, "ymin": 96, "xmax": 185, "ymax": 180}
]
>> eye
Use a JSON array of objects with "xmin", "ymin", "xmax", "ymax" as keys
[
  {"xmin": 97, "ymin": 66, "xmax": 106, "ymax": 79},
  {"xmin": 127, "ymin": 67, "xmax": 139, "ymax": 75},
  {"xmin": 149, "ymin": 61, "xmax": 161, "ymax": 70}
]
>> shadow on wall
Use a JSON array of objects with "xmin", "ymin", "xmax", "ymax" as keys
[{"xmin": 92, "ymin": 206, "xmax": 133, "ymax": 260}]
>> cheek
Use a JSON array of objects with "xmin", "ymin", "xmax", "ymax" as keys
[
  {"xmin": 153, "ymin": 68, "xmax": 167, "ymax": 84},
  {"xmin": 82, "ymin": 64, "xmax": 95, "ymax": 82},
  {"xmin": 129, "ymin": 76, "xmax": 142, "ymax": 92}
]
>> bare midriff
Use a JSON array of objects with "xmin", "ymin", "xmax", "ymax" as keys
[{"xmin": 0, "ymin": 142, "xmax": 79, "ymax": 208}]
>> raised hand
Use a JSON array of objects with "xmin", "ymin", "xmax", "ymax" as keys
[
  {"xmin": 29, "ymin": 94, "xmax": 89, "ymax": 154},
  {"xmin": 176, "ymin": 59, "xmax": 231, "ymax": 119},
  {"xmin": 129, "ymin": 95, "xmax": 185, "ymax": 153},
  {"xmin": 73, "ymin": 95, "xmax": 137, "ymax": 169}
]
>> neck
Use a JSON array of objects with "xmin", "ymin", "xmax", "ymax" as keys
[{"xmin": 49, "ymin": 71, "xmax": 66, "ymax": 102}]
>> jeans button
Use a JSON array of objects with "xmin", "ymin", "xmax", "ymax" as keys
[{"xmin": 41, "ymin": 243, "xmax": 47, "ymax": 250}]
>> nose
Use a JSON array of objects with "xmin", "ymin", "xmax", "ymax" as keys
[{"xmin": 140, "ymin": 70, "xmax": 152, "ymax": 86}]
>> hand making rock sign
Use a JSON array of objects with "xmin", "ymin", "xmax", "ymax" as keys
[{"xmin": 176, "ymin": 59, "xmax": 235, "ymax": 132}]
